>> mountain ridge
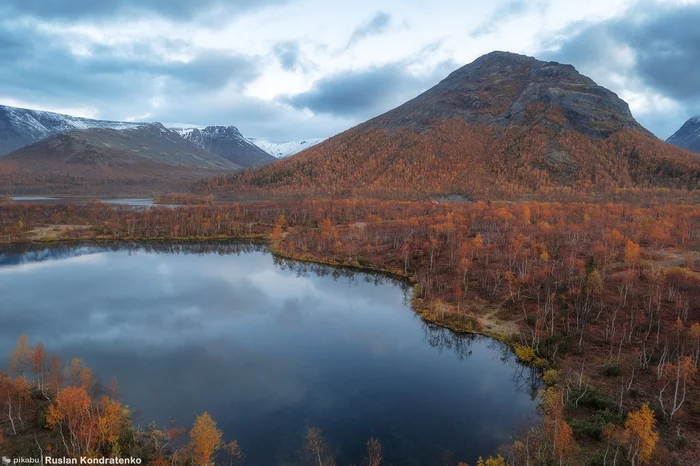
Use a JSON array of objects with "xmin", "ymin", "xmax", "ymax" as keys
[
  {"xmin": 0, "ymin": 104, "xmax": 326, "ymax": 168},
  {"xmin": 199, "ymin": 51, "xmax": 699, "ymax": 198},
  {"xmin": 2, "ymin": 123, "xmax": 239, "ymax": 169},
  {"xmin": 367, "ymin": 51, "xmax": 650, "ymax": 138},
  {"xmin": 0, "ymin": 105, "xmax": 144, "ymax": 156},
  {"xmin": 0, "ymin": 123, "xmax": 241, "ymax": 195}
]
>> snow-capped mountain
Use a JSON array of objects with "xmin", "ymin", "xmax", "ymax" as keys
[
  {"xmin": 667, "ymin": 116, "xmax": 700, "ymax": 154},
  {"xmin": 0, "ymin": 103, "xmax": 322, "ymax": 166},
  {"xmin": 0, "ymin": 104, "xmax": 144, "ymax": 155},
  {"xmin": 247, "ymin": 138, "xmax": 325, "ymax": 158},
  {"xmin": 5, "ymin": 122, "xmax": 238, "ymax": 170},
  {"xmin": 175, "ymin": 126, "xmax": 276, "ymax": 168}
]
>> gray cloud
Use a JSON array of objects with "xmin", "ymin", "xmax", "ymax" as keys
[
  {"xmin": 541, "ymin": 1, "xmax": 700, "ymax": 138},
  {"xmin": 0, "ymin": 20, "xmax": 263, "ymax": 115},
  {"xmin": 284, "ymin": 60, "xmax": 457, "ymax": 119},
  {"xmin": 274, "ymin": 40, "xmax": 306, "ymax": 72},
  {"xmin": 0, "ymin": 18, "xmax": 348, "ymax": 141},
  {"xmin": 346, "ymin": 11, "xmax": 392, "ymax": 48},
  {"xmin": 471, "ymin": 0, "xmax": 542, "ymax": 38},
  {"xmin": 620, "ymin": 7, "xmax": 700, "ymax": 102},
  {"xmin": 3, "ymin": 0, "xmax": 285, "ymax": 21},
  {"xmin": 0, "ymin": 7, "xmax": 385, "ymax": 141}
]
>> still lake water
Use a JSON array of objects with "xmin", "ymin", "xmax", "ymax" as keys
[
  {"xmin": 10, "ymin": 197, "xmax": 159, "ymax": 207},
  {"xmin": 0, "ymin": 243, "xmax": 539, "ymax": 465}
]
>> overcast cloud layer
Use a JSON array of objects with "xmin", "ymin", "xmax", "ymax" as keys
[{"xmin": 1, "ymin": 0, "xmax": 697, "ymax": 141}]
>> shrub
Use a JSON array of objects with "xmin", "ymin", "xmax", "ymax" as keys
[
  {"xmin": 570, "ymin": 408, "xmax": 624, "ymax": 440},
  {"xmin": 514, "ymin": 344, "xmax": 537, "ymax": 363},
  {"xmin": 356, "ymin": 255, "xmax": 372, "ymax": 267},
  {"xmin": 543, "ymin": 369, "xmax": 561, "ymax": 386},
  {"xmin": 602, "ymin": 361, "xmax": 621, "ymax": 377},
  {"xmin": 568, "ymin": 387, "xmax": 616, "ymax": 411}
]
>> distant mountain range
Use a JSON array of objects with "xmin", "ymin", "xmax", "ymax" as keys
[
  {"xmin": 202, "ymin": 51, "xmax": 700, "ymax": 198},
  {"xmin": 0, "ymin": 104, "xmax": 323, "ymax": 194},
  {"xmin": 667, "ymin": 116, "xmax": 700, "ymax": 154},
  {"xmin": 0, "ymin": 123, "xmax": 240, "ymax": 195},
  {"xmin": 5, "ymin": 123, "xmax": 238, "ymax": 170},
  {"xmin": 0, "ymin": 104, "xmax": 316, "ymax": 168}
]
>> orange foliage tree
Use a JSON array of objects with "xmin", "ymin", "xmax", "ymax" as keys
[{"xmin": 188, "ymin": 412, "xmax": 223, "ymax": 466}]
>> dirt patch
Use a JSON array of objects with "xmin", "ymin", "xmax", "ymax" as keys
[
  {"xmin": 27, "ymin": 225, "xmax": 91, "ymax": 241},
  {"xmin": 473, "ymin": 303, "xmax": 521, "ymax": 338}
]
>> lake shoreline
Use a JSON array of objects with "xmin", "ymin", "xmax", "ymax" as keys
[{"xmin": 1, "ymin": 234, "xmax": 532, "ymax": 356}]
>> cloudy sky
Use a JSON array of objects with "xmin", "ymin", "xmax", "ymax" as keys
[{"xmin": 1, "ymin": 0, "xmax": 698, "ymax": 141}]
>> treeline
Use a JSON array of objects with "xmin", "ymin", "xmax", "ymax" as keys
[
  {"xmin": 153, "ymin": 193, "xmax": 214, "ymax": 206},
  {"xmin": 1, "ymin": 199, "xmax": 699, "ymax": 464},
  {"xmin": 0, "ymin": 162, "xmax": 218, "ymax": 196}
]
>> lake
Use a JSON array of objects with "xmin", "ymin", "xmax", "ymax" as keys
[
  {"xmin": 10, "ymin": 197, "xmax": 161, "ymax": 207},
  {"xmin": 0, "ymin": 242, "xmax": 539, "ymax": 465}
]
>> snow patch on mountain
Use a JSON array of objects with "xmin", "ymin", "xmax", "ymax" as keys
[
  {"xmin": 247, "ymin": 138, "xmax": 325, "ymax": 158},
  {"xmin": 0, "ymin": 104, "xmax": 144, "ymax": 155}
]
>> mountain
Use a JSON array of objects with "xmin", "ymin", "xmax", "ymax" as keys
[
  {"xmin": 0, "ymin": 123, "xmax": 240, "ymax": 195},
  {"xmin": 200, "ymin": 51, "xmax": 700, "ymax": 199},
  {"xmin": 0, "ymin": 105, "xmax": 143, "ymax": 156},
  {"xmin": 176, "ymin": 126, "xmax": 277, "ymax": 168},
  {"xmin": 247, "ymin": 138, "xmax": 326, "ymax": 158},
  {"xmin": 667, "ymin": 116, "xmax": 700, "ymax": 154},
  {"xmin": 0, "ymin": 104, "xmax": 278, "ymax": 169}
]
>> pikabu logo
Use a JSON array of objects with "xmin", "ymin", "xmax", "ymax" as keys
[{"xmin": 3, "ymin": 458, "xmax": 40, "ymax": 465}]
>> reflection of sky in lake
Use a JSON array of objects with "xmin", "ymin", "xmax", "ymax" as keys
[{"xmin": 0, "ymin": 244, "xmax": 540, "ymax": 466}]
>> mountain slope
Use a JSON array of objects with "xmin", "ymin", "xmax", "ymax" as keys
[
  {"xmin": 667, "ymin": 116, "xmax": 700, "ymax": 154},
  {"xmin": 177, "ymin": 126, "xmax": 277, "ymax": 168},
  {"xmin": 247, "ymin": 138, "xmax": 325, "ymax": 158},
  {"xmin": 0, "ymin": 105, "xmax": 144, "ymax": 156},
  {"xmin": 366, "ymin": 51, "xmax": 650, "ymax": 138},
  {"xmin": 200, "ymin": 52, "xmax": 700, "ymax": 199},
  {"xmin": 0, "ymin": 123, "xmax": 240, "ymax": 195}
]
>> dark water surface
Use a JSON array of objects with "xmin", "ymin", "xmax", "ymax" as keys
[{"xmin": 0, "ymin": 243, "xmax": 539, "ymax": 466}]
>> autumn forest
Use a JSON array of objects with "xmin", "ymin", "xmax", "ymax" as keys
[{"xmin": 1, "ymin": 195, "xmax": 699, "ymax": 465}]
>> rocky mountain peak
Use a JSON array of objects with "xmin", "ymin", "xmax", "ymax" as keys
[
  {"xmin": 667, "ymin": 116, "xmax": 700, "ymax": 154},
  {"xmin": 179, "ymin": 125, "xmax": 275, "ymax": 168},
  {"xmin": 202, "ymin": 125, "xmax": 242, "ymax": 136},
  {"xmin": 370, "ymin": 51, "xmax": 648, "ymax": 139}
]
